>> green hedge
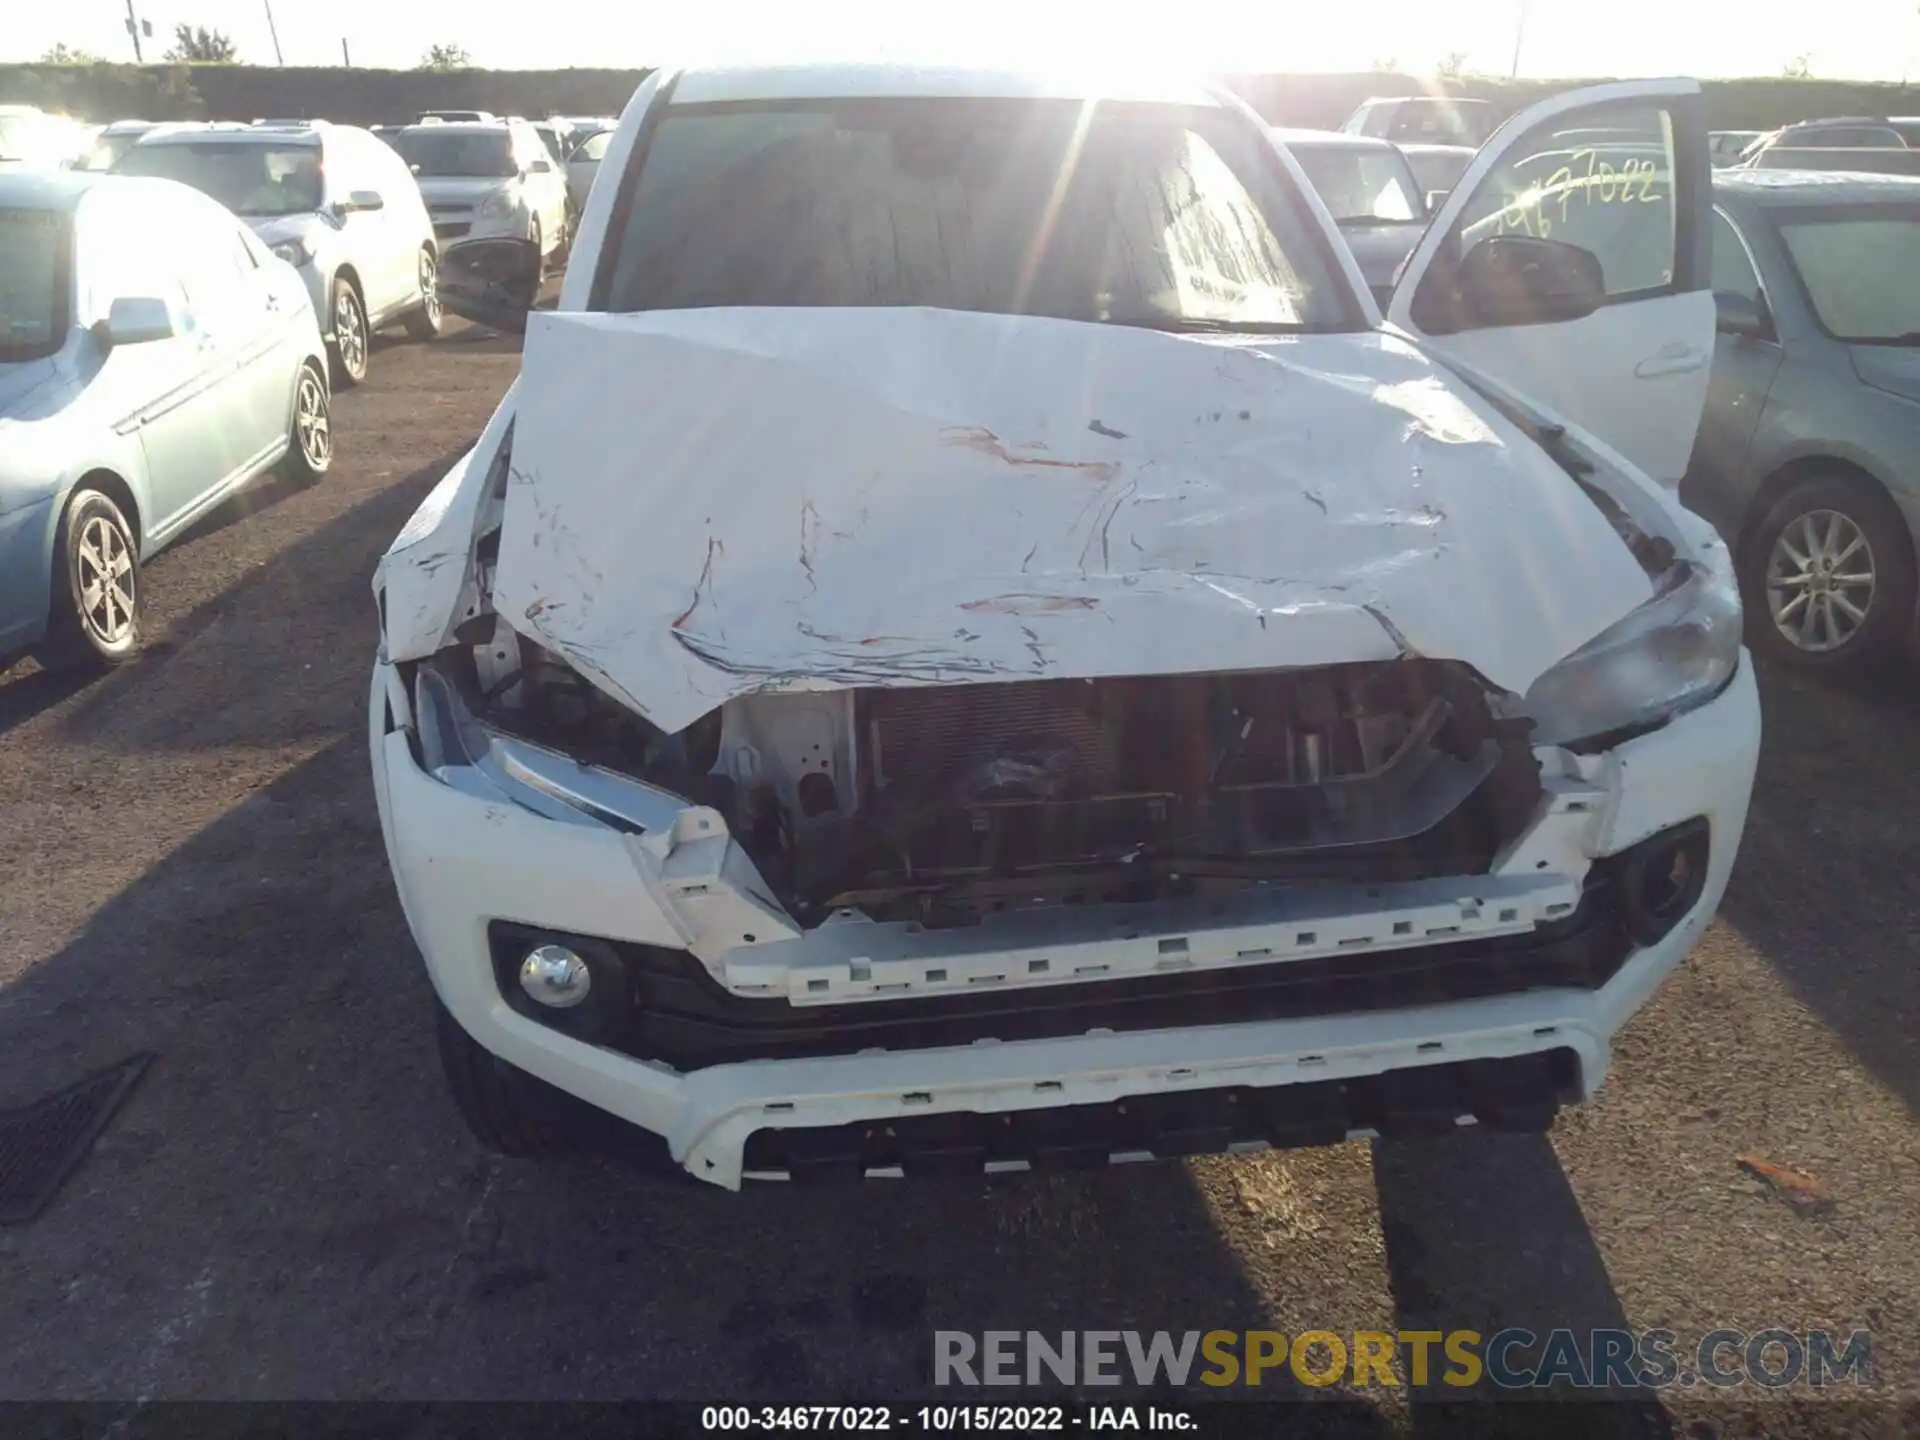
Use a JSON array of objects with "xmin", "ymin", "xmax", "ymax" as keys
[{"xmin": 4, "ymin": 62, "xmax": 1914, "ymax": 133}]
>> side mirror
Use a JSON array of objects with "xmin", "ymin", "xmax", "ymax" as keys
[
  {"xmin": 437, "ymin": 236, "xmax": 540, "ymax": 334},
  {"xmin": 529, "ymin": 158, "xmax": 552, "ymax": 174},
  {"xmin": 1714, "ymin": 290, "xmax": 1774, "ymax": 341},
  {"xmin": 1453, "ymin": 234, "xmax": 1606, "ymax": 328},
  {"xmin": 334, "ymin": 189, "xmax": 384, "ymax": 216},
  {"xmin": 96, "ymin": 296, "xmax": 176, "ymax": 349}
]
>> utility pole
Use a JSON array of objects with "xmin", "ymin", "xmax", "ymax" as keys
[
  {"xmin": 1509, "ymin": 0, "xmax": 1528, "ymax": 80},
  {"xmin": 342, "ymin": 38, "xmax": 352, "ymax": 65},
  {"xmin": 124, "ymin": 0, "xmax": 145, "ymax": 62},
  {"xmin": 263, "ymin": 0, "xmax": 285, "ymax": 63}
]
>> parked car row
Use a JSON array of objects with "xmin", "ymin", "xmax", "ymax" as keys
[{"xmin": 112, "ymin": 121, "xmax": 443, "ymax": 386}]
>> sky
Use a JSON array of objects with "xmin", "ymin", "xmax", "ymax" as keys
[{"xmin": 11, "ymin": 0, "xmax": 1920, "ymax": 82}]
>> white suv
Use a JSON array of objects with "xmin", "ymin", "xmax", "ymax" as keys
[
  {"xmin": 116, "ymin": 121, "xmax": 440, "ymax": 386},
  {"xmin": 391, "ymin": 120, "xmax": 570, "ymax": 271}
]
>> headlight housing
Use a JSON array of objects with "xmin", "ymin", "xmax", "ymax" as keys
[
  {"xmin": 1521, "ymin": 549, "xmax": 1742, "ymax": 748},
  {"xmin": 477, "ymin": 188, "xmax": 515, "ymax": 220},
  {"xmin": 271, "ymin": 237, "xmax": 313, "ymax": 268}
]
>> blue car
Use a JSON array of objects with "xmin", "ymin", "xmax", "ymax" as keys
[{"xmin": 0, "ymin": 170, "xmax": 331, "ymax": 671}]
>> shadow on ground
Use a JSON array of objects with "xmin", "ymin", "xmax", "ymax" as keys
[
  {"xmin": 0, "ymin": 735, "xmax": 1363, "ymax": 1406},
  {"xmin": 1375, "ymin": 1135, "xmax": 1671, "ymax": 1438},
  {"xmin": 1711, "ymin": 658, "xmax": 1920, "ymax": 1114}
]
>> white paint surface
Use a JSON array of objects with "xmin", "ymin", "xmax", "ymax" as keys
[{"xmin": 493, "ymin": 307, "xmax": 1658, "ymax": 735}]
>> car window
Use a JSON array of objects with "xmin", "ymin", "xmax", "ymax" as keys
[
  {"xmin": 393, "ymin": 129, "xmax": 515, "ymax": 178},
  {"xmin": 78, "ymin": 197, "xmax": 190, "ymax": 330},
  {"xmin": 166, "ymin": 202, "xmax": 261, "ymax": 335},
  {"xmin": 1709, "ymin": 210, "xmax": 1764, "ymax": 305},
  {"xmin": 1789, "ymin": 126, "xmax": 1899, "ymax": 148},
  {"xmin": 1289, "ymin": 144, "xmax": 1422, "ymax": 223},
  {"xmin": 577, "ymin": 131, "xmax": 612, "ymax": 163},
  {"xmin": 1774, "ymin": 208, "xmax": 1920, "ymax": 342},
  {"xmin": 115, "ymin": 140, "xmax": 324, "ymax": 218},
  {"xmin": 599, "ymin": 98, "xmax": 1353, "ymax": 333},
  {"xmin": 1450, "ymin": 102, "xmax": 1679, "ymax": 301},
  {"xmin": 0, "ymin": 206, "xmax": 70, "ymax": 361},
  {"xmin": 1384, "ymin": 102, "xmax": 1485, "ymax": 145}
]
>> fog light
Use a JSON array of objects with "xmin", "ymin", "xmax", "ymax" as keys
[
  {"xmin": 1619, "ymin": 818, "xmax": 1711, "ymax": 947},
  {"xmin": 519, "ymin": 944, "xmax": 592, "ymax": 1008}
]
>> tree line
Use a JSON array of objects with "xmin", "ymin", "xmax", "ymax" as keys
[{"xmin": 40, "ymin": 33, "xmax": 475, "ymax": 68}]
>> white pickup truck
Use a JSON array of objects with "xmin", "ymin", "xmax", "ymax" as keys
[{"xmin": 369, "ymin": 65, "xmax": 1759, "ymax": 1189}]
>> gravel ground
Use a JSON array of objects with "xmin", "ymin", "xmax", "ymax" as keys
[{"xmin": 0, "ymin": 316, "xmax": 1915, "ymax": 1433}]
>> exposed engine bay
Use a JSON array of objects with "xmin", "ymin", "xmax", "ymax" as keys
[{"xmin": 432, "ymin": 623, "xmax": 1543, "ymax": 932}]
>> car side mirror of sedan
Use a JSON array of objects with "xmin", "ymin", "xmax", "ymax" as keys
[
  {"xmin": 1714, "ymin": 290, "xmax": 1774, "ymax": 341},
  {"xmin": 95, "ymin": 296, "xmax": 176, "ymax": 350},
  {"xmin": 437, "ymin": 236, "xmax": 541, "ymax": 334},
  {"xmin": 1453, "ymin": 234, "xmax": 1606, "ymax": 329},
  {"xmin": 334, "ymin": 189, "xmax": 384, "ymax": 217}
]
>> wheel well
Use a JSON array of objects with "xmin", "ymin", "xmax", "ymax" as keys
[
  {"xmin": 1736, "ymin": 456, "xmax": 1910, "ymax": 566},
  {"xmin": 70, "ymin": 468, "xmax": 142, "ymax": 551},
  {"xmin": 332, "ymin": 264, "xmax": 363, "ymax": 304}
]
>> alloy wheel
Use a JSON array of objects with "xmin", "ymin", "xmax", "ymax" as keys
[
  {"xmin": 76, "ymin": 513, "xmax": 136, "ymax": 648},
  {"xmin": 1766, "ymin": 508, "xmax": 1876, "ymax": 653},
  {"xmin": 419, "ymin": 252, "xmax": 441, "ymax": 327},
  {"xmin": 296, "ymin": 368, "xmax": 331, "ymax": 471},
  {"xmin": 335, "ymin": 287, "xmax": 367, "ymax": 378}
]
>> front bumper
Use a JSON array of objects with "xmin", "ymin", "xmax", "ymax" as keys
[
  {"xmin": 0, "ymin": 495, "xmax": 59, "ymax": 657},
  {"xmin": 291, "ymin": 262, "xmax": 330, "ymax": 341},
  {"xmin": 371, "ymin": 656, "xmax": 1760, "ymax": 1190}
]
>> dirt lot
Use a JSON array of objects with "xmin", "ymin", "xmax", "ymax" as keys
[{"xmin": 0, "ymin": 315, "xmax": 1915, "ymax": 1431}]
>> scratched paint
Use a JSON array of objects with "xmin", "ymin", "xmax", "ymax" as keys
[{"xmin": 484, "ymin": 307, "xmax": 1659, "ymax": 735}]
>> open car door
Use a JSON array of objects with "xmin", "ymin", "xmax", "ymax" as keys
[{"xmin": 1385, "ymin": 79, "xmax": 1712, "ymax": 486}]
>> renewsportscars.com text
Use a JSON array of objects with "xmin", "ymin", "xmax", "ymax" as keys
[{"xmin": 934, "ymin": 1328, "xmax": 1873, "ymax": 1390}]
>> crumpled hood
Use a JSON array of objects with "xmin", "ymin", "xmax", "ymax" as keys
[
  {"xmin": 493, "ymin": 308, "xmax": 1657, "ymax": 735},
  {"xmin": 414, "ymin": 176, "xmax": 511, "ymax": 207}
]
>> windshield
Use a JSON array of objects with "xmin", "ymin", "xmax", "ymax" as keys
[
  {"xmin": 0, "ymin": 207, "xmax": 69, "ymax": 362},
  {"xmin": 598, "ymin": 98, "xmax": 1352, "ymax": 333},
  {"xmin": 1288, "ymin": 144, "xmax": 1422, "ymax": 223},
  {"xmin": 114, "ymin": 141, "xmax": 323, "ymax": 217},
  {"xmin": 1775, "ymin": 208, "xmax": 1920, "ymax": 342},
  {"xmin": 1386, "ymin": 102, "xmax": 1487, "ymax": 145},
  {"xmin": 393, "ymin": 129, "xmax": 515, "ymax": 178}
]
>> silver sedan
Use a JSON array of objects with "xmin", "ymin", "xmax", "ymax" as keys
[
  {"xmin": 1684, "ymin": 170, "xmax": 1920, "ymax": 673},
  {"xmin": 0, "ymin": 170, "xmax": 331, "ymax": 671}
]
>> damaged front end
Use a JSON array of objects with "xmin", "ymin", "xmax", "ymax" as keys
[
  {"xmin": 413, "ymin": 633, "xmax": 1545, "ymax": 944},
  {"xmin": 370, "ymin": 306, "xmax": 1760, "ymax": 1187}
]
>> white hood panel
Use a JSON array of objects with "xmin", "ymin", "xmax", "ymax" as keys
[{"xmin": 494, "ymin": 309, "xmax": 1656, "ymax": 734}]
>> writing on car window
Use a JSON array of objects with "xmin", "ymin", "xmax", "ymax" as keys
[{"xmin": 1453, "ymin": 104, "xmax": 1679, "ymax": 299}]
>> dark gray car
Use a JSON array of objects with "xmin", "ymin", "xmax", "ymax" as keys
[{"xmin": 1683, "ymin": 169, "xmax": 1920, "ymax": 674}]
